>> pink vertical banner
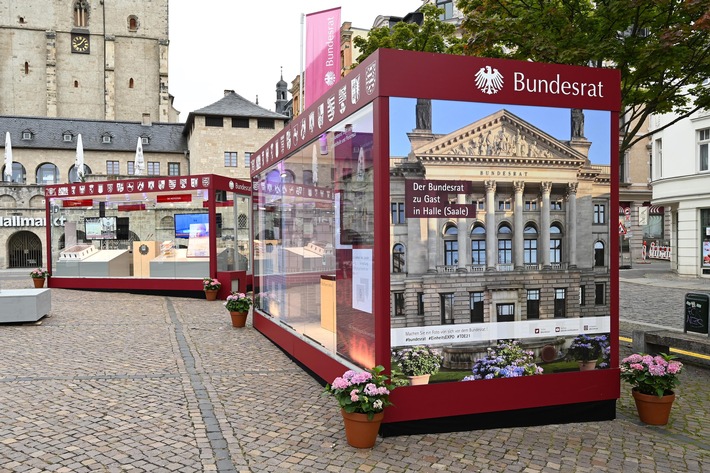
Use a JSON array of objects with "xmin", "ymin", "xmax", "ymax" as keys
[{"xmin": 305, "ymin": 7, "xmax": 341, "ymax": 108}]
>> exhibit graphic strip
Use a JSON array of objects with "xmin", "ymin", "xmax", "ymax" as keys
[{"xmin": 391, "ymin": 316, "xmax": 610, "ymax": 347}]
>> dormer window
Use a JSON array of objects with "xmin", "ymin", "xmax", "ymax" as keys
[
  {"xmin": 63, "ymin": 133, "xmax": 73, "ymax": 142},
  {"xmin": 22, "ymin": 131, "xmax": 33, "ymax": 140},
  {"xmin": 141, "ymin": 137, "xmax": 149, "ymax": 145},
  {"xmin": 102, "ymin": 134, "xmax": 112, "ymax": 144}
]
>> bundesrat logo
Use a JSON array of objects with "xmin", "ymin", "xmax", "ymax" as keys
[
  {"xmin": 324, "ymin": 70, "xmax": 337, "ymax": 86},
  {"xmin": 475, "ymin": 66, "xmax": 504, "ymax": 95}
]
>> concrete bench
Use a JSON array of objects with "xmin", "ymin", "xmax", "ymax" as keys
[
  {"xmin": 632, "ymin": 329, "xmax": 710, "ymax": 366},
  {"xmin": 0, "ymin": 289, "xmax": 51, "ymax": 323}
]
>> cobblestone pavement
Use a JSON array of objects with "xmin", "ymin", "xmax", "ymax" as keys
[{"xmin": 0, "ymin": 270, "xmax": 709, "ymax": 472}]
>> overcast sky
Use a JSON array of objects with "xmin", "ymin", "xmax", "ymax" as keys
[{"xmin": 168, "ymin": 1, "xmax": 424, "ymax": 120}]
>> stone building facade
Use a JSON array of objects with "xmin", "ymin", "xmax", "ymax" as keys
[
  {"xmin": 389, "ymin": 109, "xmax": 611, "ymax": 338},
  {"xmin": 0, "ymin": 0, "xmax": 177, "ymax": 123}
]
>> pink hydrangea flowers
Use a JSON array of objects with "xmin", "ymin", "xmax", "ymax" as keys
[
  {"xmin": 324, "ymin": 365, "xmax": 394, "ymax": 420},
  {"xmin": 620, "ymin": 352, "xmax": 683, "ymax": 397}
]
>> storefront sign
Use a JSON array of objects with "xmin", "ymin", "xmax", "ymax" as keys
[
  {"xmin": 0, "ymin": 215, "xmax": 66, "ymax": 227},
  {"xmin": 62, "ymin": 199, "xmax": 93, "ymax": 207},
  {"xmin": 157, "ymin": 194, "xmax": 192, "ymax": 203}
]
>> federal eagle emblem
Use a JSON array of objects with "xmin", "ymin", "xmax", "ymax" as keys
[{"xmin": 475, "ymin": 66, "xmax": 504, "ymax": 95}]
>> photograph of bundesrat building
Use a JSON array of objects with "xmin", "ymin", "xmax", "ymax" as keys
[{"xmin": 388, "ymin": 99, "xmax": 611, "ymax": 368}]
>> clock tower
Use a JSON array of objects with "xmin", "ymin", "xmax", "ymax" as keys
[{"xmin": 0, "ymin": 0, "xmax": 177, "ymax": 123}]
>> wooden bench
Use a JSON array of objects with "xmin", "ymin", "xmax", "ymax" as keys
[{"xmin": 632, "ymin": 329, "xmax": 710, "ymax": 367}]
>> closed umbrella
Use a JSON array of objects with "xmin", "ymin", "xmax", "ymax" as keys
[
  {"xmin": 4, "ymin": 132, "xmax": 12, "ymax": 182},
  {"xmin": 75, "ymin": 133, "xmax": 85, "ymax": 181},
  {"xmin": 134, "ymin": 137, "xmax": 145, "ymax": 176}
]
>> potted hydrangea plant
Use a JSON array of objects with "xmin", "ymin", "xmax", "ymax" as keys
[
  {"xmin": 391, "ymin": 345, "xmax": 443, "ymax": 385},
  {"xmin": 323, "ymin": 365, "xmax": 394, "ymax": 448},
  {"xmin": 621, "ymin": 352, "xmax": 683, "ymax": 425},
  {"xmin": 202, "ymin": 277, "xmax": 221, "ymax": 301},
  {"xmin": 224, "ymin": 292, "xmax": 252, "ymax": 328},
  {"xmin": 567, "ymin": 334, "xmax": 609, "ymax": 370},
  {"xmin": 463, "ymin": 340, "xmax": 543, "ymax": 380},
  {"xmin": 30, "ymin": 268, "xmax": 49, "ymax": 288}
]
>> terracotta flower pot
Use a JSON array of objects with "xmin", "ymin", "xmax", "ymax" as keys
[
  {"xmin": 632, "ymin": 389, "xmax": 675, "ymax": 425},
  {"xmin": 32, "ymin": 278, "xmax": 45, "ymax": 288},
  {"xmin": 204, "ymin": 289, "xmax": 218, "ymax": 301},
  {"xmin": 341, "ymin": 410, "xmax": 384, "ymax": 448},
  {"xmin": 407, "ymin": 374, "xmax": 430, "ymax": 386},
  {"xmin": 229, "ymin": 311, "xmax": 248, "ymax": 328},
  {"xmin": 577, "ymin": 360, "xmax": 597, "ymax": 371}
]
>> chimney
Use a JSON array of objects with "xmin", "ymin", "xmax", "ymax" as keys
[
  {"xmin": 224, "ymin": 89, "xmax": 234, "ymax": 96},
  {"xmin": 141, "ymin": 113, "xmax": 151, "ymax": 126}
]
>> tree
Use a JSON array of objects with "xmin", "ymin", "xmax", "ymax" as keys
[
  {"xmin": 352, "ymin": 3, "xmax": 464, "ymax": 63},
  {"xmin": 456, "ymin": 0, "xmax": 710, "ymax": 155}
]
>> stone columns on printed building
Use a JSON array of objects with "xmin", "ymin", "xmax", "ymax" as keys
[
  {"xmin": 457, "ymin": 192, "xmax": 469, "ymax": 272},
  {"xmin": 427, "ymin": 217, "xmax": 437, "ymax": 273},
  {"xmin": 541, "ymin": 181, "xmax": 552, "ymax": 269},
  {"xmin": 514, "ymin": 181, "xmax": 525, "ymax": 270},
  {"xmin": 485, "ymin": 180, "xmax": 497, "ymax": 271},
  {"xmin": 567, "ymin": 182, "xmax": 578, "ymax": 269}
]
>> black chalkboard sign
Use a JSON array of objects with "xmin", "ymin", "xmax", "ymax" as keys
[{"xmin": 684, "ymin": 293, "xmax": 709, "ymax": 335}]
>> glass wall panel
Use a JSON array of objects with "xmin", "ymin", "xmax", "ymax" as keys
[{"xmin": 253, "ymin": 105, "xmax": 375, "ymax": 369}]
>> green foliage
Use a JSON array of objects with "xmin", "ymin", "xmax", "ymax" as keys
[
  {"xmin": 456, "ymin": 0, "xmax": 710, "ymax": 154},
  {"xmin": 352, "ymin": 3, "xmax": 464, "ymax": 65},
  {"xmin": 391, "ymin": 345, "xmax": 443, "ymax": 376}
]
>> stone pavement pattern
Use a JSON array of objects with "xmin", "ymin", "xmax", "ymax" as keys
[{"xmin": 0, "ymin": 275, "xmax": 709, "ymax": 472}]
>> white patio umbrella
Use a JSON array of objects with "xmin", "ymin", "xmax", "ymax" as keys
[
  {"xmin": 4, "ymin": 132, "xmax": 12, "ymax": 182},
  {"xmin": 75, "ymin": 133, "xmax": 85, "ymax": 181},
  {"xmin": 134, "ymin": 137, "xmax": 145, "ymax": 176}
]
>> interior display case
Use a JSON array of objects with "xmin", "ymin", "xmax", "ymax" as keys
[
  {"xmin": 44, "ymin": 174, "xmax": 252, "ymax": 296},
  {"xmin": 251, "ymin": 49, "xmax": 621, "ymax": 434}
]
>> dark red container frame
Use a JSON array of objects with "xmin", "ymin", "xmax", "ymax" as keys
[
  {"xmin": 44, "ymin": 174, "xmax": 251, "ymax": 298},
  {"xmin": 252, "ymin": 49, "xmax": 621, "ymax": 424}
]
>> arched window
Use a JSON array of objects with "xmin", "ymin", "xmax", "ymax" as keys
[
  {"xmin": 470, "ymin": 223, "xmax": 486, "ymax": 266},
  {"xmin": 550, "ymin": 223, "xmax": 563, "ymax": 264},
  {"xmin": 74, "ymin": 80, "xmax": 79, "ymax": 88},
  {"xmin": 24, "ymin": 62, "xmax": 29, "ymax": 74},
  {"xmin": 393, "ymin": 243, "xmax": 405, "ymax": 273},
  {"xmin": 2, "ymin": 163, "xmax": 26, "ymax": 183},
  {"xmin": 69, "ymin": 164, "xmax": 92, "ymax": 183},
  {"xmin": 74, "ymin": 1, "xmax": 89, "ymax": 27},
  {"xmin": 128, "ymin": 16, "xmax": 138, "ymax": 31},
  {"xmin": 281, "ymin": 170, "xmax": 296, "ymax": 183},
  {"xmin": 36, "ymin": 163, "xmax": 60, "ymax": 184},
  {"xmin": 443, "ymin": 223, "xmax": 458, "ymax": 266},
  {"xmin": 524, "ymin": 224, "xmax": 538, "ymax": 264},
  {"xmin": 497, "ymin": 223, "xmax": 512, "ymax": 264},
  {"xmin": 129, "ymin": 78, "xmax": 134, "ymax": 88},
  {"xmin": 594, "ymin": 241, "xmax": 605, "ymax": 267}
]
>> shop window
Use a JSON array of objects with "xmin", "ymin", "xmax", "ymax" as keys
[
  {"xmin": 391, "ymin": 202, "xmax": 405, "ymax": 224},
  {"xmin": 443, "ymin": 223, "xmax": 458, "ymax": 266},
  {"xmin": 595, "ymin": 283, "xmax": 605, "ymax": 305},
  {"xmin": 554, "ymin": 288, "xmax": 566, "ymax": 318},
  {"xmin": 471, "ymin": 224, "xmax": 486, "ymax": 266},
  {"xmin": 496, "ymin": 303, "xmax": 515, "ymax": 322},
  {"xmin": 594, "ymin": 241, "xmax": 605, "ymax": 267},
  {"xmin": 393, "ymin": 292, "xmax": 405, "ymax": 317},
  {"xmin": 470, "ymin": 291, "xmax": 484, "ymax": 323},
  {"xmin": 527, "ymin": 289, "xmax": 540, "ymax": 319},
  {"xmin": 524, "ymin": 224, "xmax": 538, "ymax": 264},
  {"xmin": 440, "ymin": 293, "xmax": 454, "ymax": 324},
  {"xmin": 224, "ymin": 152, "xmax": 238, "ymax": 167},
  {"xmin": 393, "ymin": 243, "xmax": 405, "ymax": 273},
  {"xmin": 36, "ymin": 163, "xmax": 60, "ymax": 184},
  {"xmin": 168, "ymin": 162, "xmax": 180, "ymax": 176},
  {"xmin": 698, "ymin": 128, "xmax": 709, "ymax": 172},
  {"xmin": 594, "ymin": 204, "xmax": 606, "ymax": 224}
]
